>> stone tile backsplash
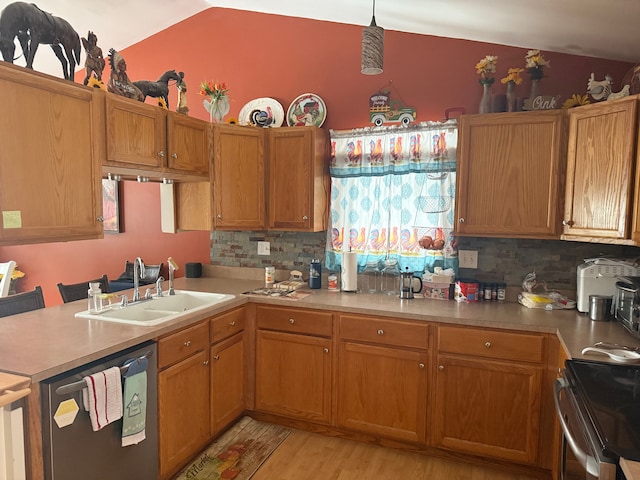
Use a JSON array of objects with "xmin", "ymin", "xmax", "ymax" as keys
[{"xmin": 210, "ymin": 231, "xmax": 640, "ymax": 296}]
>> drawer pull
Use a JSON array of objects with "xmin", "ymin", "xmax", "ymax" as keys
[
  {"xmin": 203, "ymin": 360, "xmax": 209, "ymax": 366},
  {"xmin": 485, "ymin": 342, "xmax": 491, "ymax": 348},
  {"xmin": 289, "ymin": 318, "xmax": 295, "ymax": 324},
  {"xmin": 377, "ymin": 329, "xmax": 384, "ymax": 335},
  {"xmin": 323, "ymin": 348, "xmax": 329, "ymax": 353},
  {"xmin": 438, "ymin": 365, "xmax": 444, "ymax": 371},
  {"xmin": 230, "ymin": 320, "xmax": 236, "ymax": 326},
  {"xmin": 213, "ymin": 355, "xmax": 220, "ymax": 360},
  {"xmin": 419, "ymin": 363, "xmax": 425, "ymax": 369},
  {"xmin": 184, "ymin": 340, "xmax": 191, "ymax": 347}
]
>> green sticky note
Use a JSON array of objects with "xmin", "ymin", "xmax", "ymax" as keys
[{"xmin": 2, "ymin": 211, "xmax": 22, "ymax": 229}]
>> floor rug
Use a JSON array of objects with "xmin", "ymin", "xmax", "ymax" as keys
[{"xmin": 174, "ymin": 416, "xmax": 291, "ymax": 480}]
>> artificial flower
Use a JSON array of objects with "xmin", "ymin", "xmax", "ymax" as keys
[
  {"xmin": 87, "ymin": 76, "xmax": 106, "ymax": 90},
  {"xmin": 475, "ymin": 55, "xmax": 498, "ymax": 84},
  {"xmin": 562, "ymin": 94, "xmax": 590, "ymax": 109},
  {"xmin": 157, "ymin": 97, "xmax": 168, "ymax": 109},
  {"xmin": 525, "ymin": 49, "xmax": 550, "ymax": 79},
  {"xmin": 199, "ymin": 80, "xmax": 229, "ymax": 101},
  {"xmin": 226, "ymin": 117, "xmax": 238, "ymax": 125},
  {"xmin": 0, "ymin": 268, "xmax": 25, "ymax": 281},
  {"xmin": 501, "ymin": 67, "xmax": 524, "ymax": 85}
]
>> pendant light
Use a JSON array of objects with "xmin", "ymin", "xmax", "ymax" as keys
[{"xmin": 361, "ymin": 0, "xmax": 384, "ymax": 75}]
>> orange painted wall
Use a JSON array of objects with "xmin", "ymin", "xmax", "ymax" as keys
[{"xmin": 0, "ymin": 7, "xmax": 633, "ymax": 306}]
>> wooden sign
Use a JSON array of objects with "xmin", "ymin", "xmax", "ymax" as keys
[{"xmin": 523, "ymin": 95, "xmax": 561, "ymax": 111}]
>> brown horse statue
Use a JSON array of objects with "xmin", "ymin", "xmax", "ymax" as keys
[
  {"xmin": 133, "ymin": 70, "xmax": 183, "ymax": 108},
  {"xmin": 0, "ymin": 2, "xmax": 81, "ymax": 81}
]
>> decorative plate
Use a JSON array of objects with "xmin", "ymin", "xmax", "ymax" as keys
[
  {"xmin": 286, "ymin": 93, "xmax": 327, "ymax": 127},
  {"xmin": 238, "ymin": 98, "xmax": 284, "ymax": 128}
]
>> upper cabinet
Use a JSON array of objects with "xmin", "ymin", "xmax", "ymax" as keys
[
  {"xmin": 562, "ymin": 96, "xmax": 640, "ymax": 244},
  {"xmin": 103, "ymin": 94, "xmax": 210, "ymax": 181},
  {"xmin": 0, "ymin": 64, "xmax": 104, "ymax": 246},
  {"xmin": 455, "ymin": 111, "xmax": 566, "ymax": 239},
  {"xmin": 268, "ymin": 127, "xmax": 328, "ymax": 232}
]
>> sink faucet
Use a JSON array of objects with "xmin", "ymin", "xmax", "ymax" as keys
[
  {"xmin": 168, "ymin": 257, "xmax": 178, "ymax": 295},
  {"xmin": 132, "ymin": 257, "xmax": 146, "ymax": 302}
]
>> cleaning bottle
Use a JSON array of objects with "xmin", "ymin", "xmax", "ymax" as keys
[{"xmin": 88, "ymin": 282, "xmax": 103, "ymax": 313}]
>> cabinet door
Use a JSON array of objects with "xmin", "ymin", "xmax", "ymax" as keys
[
  {"xmin": 268, "ymin": 127, "xmax": 327, "ymax": 231},
  {"xmin": 563, "ymin": 97, "xmax": 638, "ymax": 241},
  {"xmin": 158, "ymin": 350, "xmax": 210, "ymax": 479},
  {"xmin": 166, "ymin": 112, "xmax": 210, "ymax": 176},
  {"xmin": 433, "ymin": 355, "xmax": 542, "ymax": 465},
  {"xmin": 337, "ymin": 342, "xmax": 428, "ymax": 443},
  {"xmin": 456, "ymin": 111, "xmax": 565, "ymax": 238},
  {"xmin": 105, "ymin": 94, "xmax": 166, "ymax": 169},
  {"xmin": 255, "ymin": 329, "xmax": 332, "ymax": 423},
  {"xmin": 213, "ymin": 124, "xmax": 265, "ymax": 230},
  {"xmin": 210, "ymin": 333, "xmax": 245, "ymax": 436},
  {"xmin": 0, "ymin": 65, "xmax": 103, "ymax": 245}
]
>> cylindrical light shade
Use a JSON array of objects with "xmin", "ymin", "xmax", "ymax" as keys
[{"xmin": 361, "ymin": 18, "xmax": 384, "ymax": 75}]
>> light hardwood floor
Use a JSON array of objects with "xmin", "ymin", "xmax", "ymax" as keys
[{"xmin": 252, "ymin": 429, "xmax": 539, "ymax": 480}]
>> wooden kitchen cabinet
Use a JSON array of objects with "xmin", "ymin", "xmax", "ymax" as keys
[
  {"xmin": 254, "ymin": 305, "xmax": 332, "ymax": 424},
  {"xmin": 212, "ymin": 124, "xmax": 266, "ymax": 230},
  {"xmin": 210, "ymin": 306, "xmax": 246, "ymax": 436},
  {"xmin": 158, "ymin": 322, "xmax": 210, "ymax": 479},
  {"xmin": 337, "ymin": 314, "xmax": 429, "ymax": 443},
  {"xmin": 268, "ymin": 126, "xmax": 328, "ymax": 232},
  {"xmin": 432, "ymin": 325, "xmax": 545, "ymax": 465},
  {"xmin": 0, "ymin": 63, "xmax": 104, "ymax": 245},
  {"xmin": 562, "ymin": 96, "xmax": 640, "ymax": 243},
  {"xmin": 455, "ymin": 110, "xmax": 566, "ymax": 239},
  {"xmin": 104, "ymin": 94, "xmax": 210, "ymax": 180}
]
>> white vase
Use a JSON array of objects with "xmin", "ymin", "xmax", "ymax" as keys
[{"xmin": 203, "ymin": 96, "xmax": 230, "ymax": 123}]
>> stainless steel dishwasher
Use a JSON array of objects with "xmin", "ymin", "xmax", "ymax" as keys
[{"xmin": 41, "ymin": 341, "xmax": 158, "ymax": 480}]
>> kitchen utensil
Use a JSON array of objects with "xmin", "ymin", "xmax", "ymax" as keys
[
  {"xmin": 594, "ymin": 341, "xmax": 640, "ymax": 353},
  {"xmin": 588, "ymin": 294, "xmax": 612, "ymax": 321},
  {"xmin": 399, "ymin": 268, "xmax": 422, "ymax": 299},
  {"xmin": 580, "ymin": 346, "xmax": 640, "ymax": 364}
]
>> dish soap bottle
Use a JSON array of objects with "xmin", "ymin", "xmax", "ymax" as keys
[{"xmin": 88, "ymin": 282, "xmax": 103, "ymax": 313}]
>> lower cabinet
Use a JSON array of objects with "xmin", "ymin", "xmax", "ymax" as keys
[
  {"xmin": 432, "ymin": 326, "xmax": 545, "ymax": 465},
  {"xmin": 158, "ymin": 322, "xmax": 210, "ymax": 479},
  {"xmin": 254, "ymin": 305, "xmax": 332, "ymax": 424},
  {"xmin": 336, "ymin": 314, "xmax": 429, "ymax": 443}
]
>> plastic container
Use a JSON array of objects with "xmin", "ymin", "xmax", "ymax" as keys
[
  {"xmin": 327, "ymin": 273, "xmax": 338, "ymax": 291},
  {"xmin": 265, "ymin": 266, "xmax": 275, "ymax": 288},
  {"xmin": 454, "ymin": 278, "xmax": 479, "ymax": 302},
  {"xmin": 309, "ymin": 259, "xmax": 322, "ymax": 289},
  {"xmin": 88, "ymin": 282, "xmax": 103, "ymax": 313}
]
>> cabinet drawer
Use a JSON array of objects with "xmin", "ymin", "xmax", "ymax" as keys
[
  {"xmin": 256, "ymin": 305, "xmax": 332, "ymax": 337},
  {"xmin": 158, "ymin": 322, "xmax": 209, "ymax": 369},
  {"xmin": 437, "ymin": 326, "xmax": 545, "ymax": 364},
  {"xmin": 338, "ymin": 314, "xmax": 429, "ymax": 350},
  {"xmin": 210, "ymin": 307, "xmax": 246, "ymax": 344}
]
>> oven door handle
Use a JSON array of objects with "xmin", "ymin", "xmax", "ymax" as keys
[{"xmin": 554, "ymin": 377, "xmax": 600, "ymax": 478}]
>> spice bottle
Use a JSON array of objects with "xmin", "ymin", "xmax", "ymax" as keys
[
  {"xmin": 497, "ymin": 283, "xmax": 507, "ymax": 301},
  {"xmin": 265, "ymin": 266, "xmax": 275, "ymax": 288}
]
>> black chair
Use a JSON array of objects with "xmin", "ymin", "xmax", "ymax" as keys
[
  {"xmin": 0, "ymin": 286, "xmax": 45, "ymax": 317},
  {"xmin": 57, "ymin": 275, "xmax": 110, "ymax": 303}
]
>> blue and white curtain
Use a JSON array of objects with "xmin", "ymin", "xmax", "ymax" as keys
[{"xmin": 325, "ymin": 121, "xmax": 459, "ymax": 274}]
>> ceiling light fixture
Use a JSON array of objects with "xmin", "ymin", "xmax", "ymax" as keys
[{"xmin": 361, "ymin": 0, "xmax": 384, "ymax": 75}]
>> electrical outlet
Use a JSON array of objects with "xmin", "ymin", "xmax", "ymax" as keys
[
  {"xmin": 458, "ymin": 249, "xmax": 478, "ymax": 269},
  {"xmin": 257, "ymin": 241, "xmax": 270, "ymax": 256}
]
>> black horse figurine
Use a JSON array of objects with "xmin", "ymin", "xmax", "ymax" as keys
[
  {"xmin": 133, "ymin": 70, "xmax": 183, "ymax": 108},
  {"xmin": 0, "ymin": 2, "xmax": 81, "ymax": 81}
]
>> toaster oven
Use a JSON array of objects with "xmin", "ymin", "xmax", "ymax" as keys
[{"xmin": 614, "ymin": 278, "xmax": 640, "ymax": 338}]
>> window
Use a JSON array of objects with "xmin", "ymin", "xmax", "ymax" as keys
[{"xmin": 325, "ymin": 121, "xmax": 458, "ymax": 274}]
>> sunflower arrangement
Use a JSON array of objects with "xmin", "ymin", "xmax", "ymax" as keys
[
  {"xmin": 157, "ymin": 97, "xmax": 168, "ymax": 109},
  {"xmin": 199, "ymin": 80, "xmax": 229, "ymax": 101},
  {"xmin": 226, "ymin": 117, "xmax": 239, "ymax": 125},
  {"xmin": 501, "ymin": 67, "xmax": 524, "ymax": 85},
  {"xmin": 562, "ymin": 94, "xmax": 590, "ymax": 109},
  {"xmin": 475, "ymin": 55, "xmax": 498, "ymax": 85},
  {"xmin": 87, "ymin": 76, "xmax": 106, "ymax": 90},
  {"xmin": 525, "ymin": 50, "xmax": 550, "ymax": 80}
]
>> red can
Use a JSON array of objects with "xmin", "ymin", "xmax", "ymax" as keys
[{"xmin": 454, "ymin": 279, "xmax": 479, "ymax": 302}]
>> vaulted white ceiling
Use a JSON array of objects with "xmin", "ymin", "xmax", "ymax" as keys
[{"xmin": 0, "ymin": 0, "xmax": 637, "ymax": 78}]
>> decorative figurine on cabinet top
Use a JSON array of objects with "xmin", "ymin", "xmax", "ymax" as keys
[
  {"xmin": 0, "ymin": 1, "xmax": 81, "ymax": 81},
  {"xmin": 107, "ymin": 48, "xmax": 143, "ymax": 101},
  {"xmin": 587, "ymin": 73, "xmax": 631, "ymax": 102},
  {"xmin": 133, "ymin": 69, "xmax": 183, "ymax": 108},
  {"xmin": 81, "ymin": 31, "xmax": 105, "ymax": 86},
  {"xmin": 175, "ymin": 71, "xmax": 189, "ymax": 115}
]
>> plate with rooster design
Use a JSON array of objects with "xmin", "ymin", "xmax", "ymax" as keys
[
  {"xmin": 286, "ymin": 93, "xmax": 326, "ymax": 127},
  {"xmin": 238, "ymin": 98, "xmax": 284, "ymax": 127}
]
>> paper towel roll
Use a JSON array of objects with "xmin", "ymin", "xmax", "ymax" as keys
[{"xmin": 341, "ymin": 251, "xmax": 358, "ymax": 292}]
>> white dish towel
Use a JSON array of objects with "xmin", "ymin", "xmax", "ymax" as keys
[{"xmin": 82, "ymin": 366, "xmax": 123, "ymax": 431}]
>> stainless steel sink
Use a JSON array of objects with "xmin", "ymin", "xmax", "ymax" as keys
[{"xmin": 74, "ymin": 290, "xmax": 235, "ymax": 326}]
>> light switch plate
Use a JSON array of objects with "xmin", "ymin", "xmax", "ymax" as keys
[
  {"xmin": 258, "ymin": 241, "xmax": 270, "ymax": 255},
  {"xmin": 459, "ymin": 250, "xmax": 478, "ymax": 269}
]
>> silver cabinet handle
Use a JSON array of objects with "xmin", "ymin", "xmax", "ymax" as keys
[
  {"xmin": 302, "ymin": 215, "xmax": 308, "ymax": 220},
  {"xmin": 562, "ymin": 220, "xmax": 574, "ymax": 226},
  {"xmin": 97, "ymin": 216, "xmax": 104, "ymax": 222},
  {"xmin": 230, "ymin": 321, "xmax": 236, "ymax": 326},
  {"xmin": 217, "ymin": 214, "xmax": 222, "ymax": 219},
  {"xmin": 377, "ymin": 329, "xmax": 384, "ymax": 335},
  {"xmin": 289, "ymin": 318, "xmax": 295, "ymax": 324},
  {"xmin": 438, "ymin": 365, "xmax": 444, "ymax": 370},
  {"xmin": 213, "ymin": 355, "xmax": 220, "ymax": 360},
  {"xmin": 203, "ymin": 360, "xmax": 209, "ymax": 365},
  {"xmin": 171, "ymin": 153, "xmax": 178, "ymax": 159},
  {"xmin": 485, "ymin": 342, "xmax": 491, "ymax": 348},
  {"xmin": 323, "ymin": 348, "xmax": 329, "ymax": 353},
  {"xmin": 158, "ymin": 150, "xmax": 165, "ymax": 157},
  {"xmin": 459, "ymin": 218, "xmax": 465, "ymax": 223},
  {"xmin": 419, "ymin": 363, "xmax": 425, "ymax": 369},
  {"xmin": 184, "ymin": 340, "xmax": 191, "ymax": 347}
]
